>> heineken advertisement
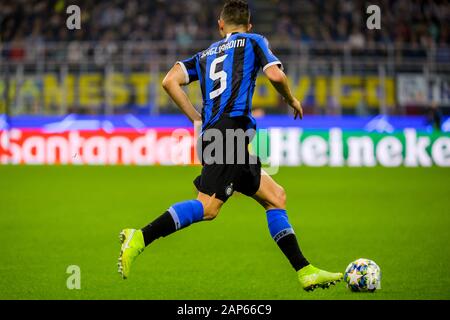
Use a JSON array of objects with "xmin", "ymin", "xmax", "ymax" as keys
[
  {"xmin": 0, "ymin": 115, "xmax": 449, "ymax": 167},
  {"xmin": 253, "ymin": 128, "xmax": 450, "ymax": 167}
]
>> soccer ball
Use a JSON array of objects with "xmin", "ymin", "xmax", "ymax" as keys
[{"xmin": 344, "ymin": 258, "xmax": 381, "ymax": 292}]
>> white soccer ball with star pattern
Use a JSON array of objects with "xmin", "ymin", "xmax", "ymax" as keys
[{"xmin": 344, "ymin": 258, "xmax": 381, "ymax": 292}]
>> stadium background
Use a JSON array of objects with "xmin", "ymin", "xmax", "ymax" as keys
[{"xmin": 0, "ymin": 0, "xmax": 449, "ymax": 300}]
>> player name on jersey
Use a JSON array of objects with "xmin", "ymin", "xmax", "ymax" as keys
[{"xmin": 201, "ymin": 38, "xmax": 246, "ymax": 59}]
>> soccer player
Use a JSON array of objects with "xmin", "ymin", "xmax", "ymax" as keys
[{"xmin": 118, "ymin": 0, "xmax": 343, "ymax": 291}]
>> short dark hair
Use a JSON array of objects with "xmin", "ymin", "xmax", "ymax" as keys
[{"xmin": 220, "ymin": 0, "xmax": 250, "ymax": 26}]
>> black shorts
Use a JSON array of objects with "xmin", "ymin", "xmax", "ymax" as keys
[{"xmin": 193, "ymin": 116, "xmax": 262, "ymax": 202}]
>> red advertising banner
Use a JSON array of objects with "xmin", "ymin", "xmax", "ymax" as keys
[{"xmin": 0, "ymin": 129, "xmax": 197, "ymax": 165}]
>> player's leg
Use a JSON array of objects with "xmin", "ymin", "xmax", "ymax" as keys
[
  {"xmin": 140, "ymin": 192, "xmax": 224, "ymax": 244},
  {"xmin": 119, "ymin": 116, "xmax": 238, "ymax": 279},
  {"xmin": 118, "ymin": 192, "xmax": 223, "ymax": 279},
  {"xmin": 252, "ymin": 171, "xmax": 310, "ymax": 271},
  {"xmin": 252, "ymin": 171, "xmax": 343, "ymax": 291}
]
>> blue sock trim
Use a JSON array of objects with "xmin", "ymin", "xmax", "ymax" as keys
[
  {"xmin": 169, "ymin": 200, "xmax": 204, "ymax": 230},
  {"xmin": 168, "ymin": 207, "xmax": 181, "ymax": 230},
  {"xmin": 266, "ymin": 209, "xmax": 295, "ymax": 242}
]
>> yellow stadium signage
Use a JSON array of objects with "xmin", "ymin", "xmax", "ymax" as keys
[{"xmin": 0, "ymin": 73, "xmax": 395, "ymax": 112}]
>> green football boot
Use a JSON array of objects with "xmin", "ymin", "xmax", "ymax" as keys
[
  {"xmin": 118, "ymin": 229, "xmax": 145, "ymax": 279},
  {"xmin": 298, "ymin": 264, "xmax": 343, "ymax": 291}
]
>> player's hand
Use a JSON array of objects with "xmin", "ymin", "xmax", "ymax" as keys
[{"xmin": 287, "ymin": 98, "xmax": 303, "ymax": 120}]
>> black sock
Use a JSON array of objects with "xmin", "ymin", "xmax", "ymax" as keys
[
  {"xmin": 141, "ymin": 211, "xmax": 176, "ymax": 246},
  {"xmin": 276, "ymin": 233, "xmax": 310, "ymax": 271}
]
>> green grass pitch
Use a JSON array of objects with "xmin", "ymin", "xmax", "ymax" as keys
[{"xmin": 0, "ymin": 165, "xmax": 449, "ymax": 300}]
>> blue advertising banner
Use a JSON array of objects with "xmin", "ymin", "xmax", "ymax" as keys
[{"xmin": 0, "ymin": 114, "xmax": 448, "ymax": 132}]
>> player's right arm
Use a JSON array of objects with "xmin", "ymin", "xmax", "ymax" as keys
[
  {"xmin": 264, "ymin": 66, "xmax": 303, "ymax": 120},
  {"xmin": 162, "ymin": 64, "xmax": 201, "ymax": 123}
]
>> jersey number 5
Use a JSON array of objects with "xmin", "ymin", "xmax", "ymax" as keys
[{"xmin": 209, "ymin": 54, "xmax": 228, "ymax": 99}]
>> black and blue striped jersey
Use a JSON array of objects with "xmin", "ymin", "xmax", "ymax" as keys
[{"xmin": 177, "ymin": 32, "xmax": 282, "ymax": 131}]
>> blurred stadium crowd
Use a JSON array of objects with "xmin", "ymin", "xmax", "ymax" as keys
[
  {"xmin": 1, "ymin": 0, "xmax": 448, "ymax": 49},
  {"xmin": 0, "ymin": 0, "xmax": 448, "ymax": 118},
  {"xmin": 276, "ymin": 0, "xmax": 449, "ymax": 47}
]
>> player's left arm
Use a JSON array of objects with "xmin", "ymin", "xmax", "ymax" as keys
[
  {"xmin": 162, "ymin": 64, "xmax": 201, "ymax": 123},
  {"xmin": 253, "ymin": 36, "xmax": 303, "ymax": 120},
  {"xmin": 264, "ymin": 66, "xmax": 303, "ymax": 120}
]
